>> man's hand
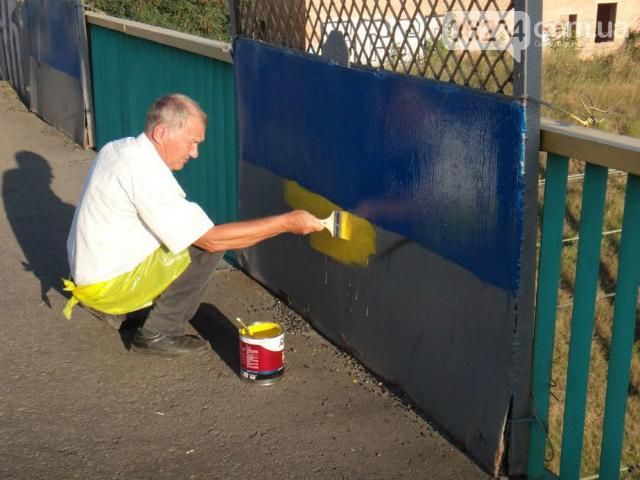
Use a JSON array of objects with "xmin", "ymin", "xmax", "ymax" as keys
[{"xmin": 283, "ymin": 210, "xmax": 325, "ymax": 235}]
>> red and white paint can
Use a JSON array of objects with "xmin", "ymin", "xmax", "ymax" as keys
[{"xmin": 239, "ymin": 322, "xmax": 284, "ymax": 385}]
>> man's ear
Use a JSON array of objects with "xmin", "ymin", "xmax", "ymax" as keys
[{"xmin": 150, "ymin": 124, "xmax": 168, "ymax": 144}]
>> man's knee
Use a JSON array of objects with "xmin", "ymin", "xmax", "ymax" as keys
[{"xmin": 188, "ymin": 245, "xmax": 224, "ymax": 270}]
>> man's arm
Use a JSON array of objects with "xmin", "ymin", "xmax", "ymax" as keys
[{"xmin": 193, "ymin": 210, "xmax": 324, "ymax": 253}]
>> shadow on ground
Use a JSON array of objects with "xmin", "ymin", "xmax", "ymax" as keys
[
  {"xmin": 191, "ymin": 303, "xmax": 239, "ymax": 374},
  {"xmin": 2, "ymin": 151, "xmax": 75, "ymax": 308},
  {"xmin": 111, "ymin": 302, "xmax": 239, "ymax": 368}
]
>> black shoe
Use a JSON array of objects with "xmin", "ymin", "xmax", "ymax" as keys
[
  {"xmin": 130, "ymin": 330, "xmax": 209, "ymax": 356},
  {"xmin": 83, "ymin": 305, "xmax": 126, "ymax": 330}
]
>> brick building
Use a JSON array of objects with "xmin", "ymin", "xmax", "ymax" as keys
[{"xmin": 542, "ymin": 0, "xmax": 640, "ymax": 55}]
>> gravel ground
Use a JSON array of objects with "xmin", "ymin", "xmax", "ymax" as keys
[{"xmin": 0, "ymin": 82, "xmax": 488, "ymax": 480}]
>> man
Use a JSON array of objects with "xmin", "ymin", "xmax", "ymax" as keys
[{"xmin": 65, "ymin": 93, "xmax": 323, "ymax": 356}]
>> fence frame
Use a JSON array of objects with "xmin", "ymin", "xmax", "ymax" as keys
[
  {"xmin": 510, "ymin": 0, "xmax": 543, "ymax": 472},
  {"xmin": 85, "ymin": 12, "xmax": 232, "ymax": 64}
]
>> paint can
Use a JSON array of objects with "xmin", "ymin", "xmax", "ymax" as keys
[{"xmin": 239, "ymin": 322, "xmax": 284, "ymax": 385}]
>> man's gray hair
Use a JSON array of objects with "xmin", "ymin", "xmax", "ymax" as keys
[{"xmin": 144, "ymin": 93, "xmax": 208, "ymax": 134}]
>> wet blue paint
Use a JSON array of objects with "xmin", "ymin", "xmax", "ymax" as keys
[
  {"xmin": 234, "ymin": 39, "xmax": 526, "ymax": 293},
  {"xmin": 26, "ymin": 0, "xmax": 82, "ymax": 79}
]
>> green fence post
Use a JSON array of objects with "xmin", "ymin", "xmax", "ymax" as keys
[
  {"xmin": 599, "ymin": 174, "xmax": 640, "ymax": 478},
  {"xmin": 0, "ymin": 44, "xmax": 5, "ymax": 80},
  {"xmin": 559, "ymin": 163, "xmax": 608, "ymax": 479},
  {"xmin": 528, "ymin": 153, "xmax": 570, "ymax": 479}
]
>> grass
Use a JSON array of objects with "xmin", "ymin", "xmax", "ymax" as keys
[
  {"xmin": 541, "ymin": 42, "xmax": 640, "ymax": 137},
  {"xmin": 539, "ymin": 41, "xmax": 640, "ymax": 478}
]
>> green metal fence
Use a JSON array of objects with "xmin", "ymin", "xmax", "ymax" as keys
[
  {"xmin": 87, "ymin": 13, "xmax": 237, "ymax": 225},
  {"xmin": 529, "ymin": 119, "xmax": 640, "ymax": 479}
]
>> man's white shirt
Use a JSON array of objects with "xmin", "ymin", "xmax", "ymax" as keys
[{"xmin": 67, "ymin": 133, "xmax": 214, "ymax": 286}]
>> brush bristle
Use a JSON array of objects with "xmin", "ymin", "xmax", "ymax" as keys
[{"xmin": 335, "ymin": 211, "xmax": 352, "ymax": 240}]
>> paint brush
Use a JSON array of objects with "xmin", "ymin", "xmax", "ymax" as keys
[
  {"xmin": 235, "ymin": 316, "xmax": 252, "ymax": 336},
  {"xmin": 319, "ymin": 210, "xmax": 352, "ymax": 240}
]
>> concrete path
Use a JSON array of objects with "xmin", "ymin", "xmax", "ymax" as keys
[{"xmin": 0, "ymin": 82, "xmax": 488, "ymax": 480}]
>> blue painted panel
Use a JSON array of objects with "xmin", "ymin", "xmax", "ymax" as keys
[
  {"xmin": 235, "ymin": 39, "xmax": 525, "ymax": 292},
  {"xmin": 26, "ymin": 0, "xmax": 81, "ymax": 79}
]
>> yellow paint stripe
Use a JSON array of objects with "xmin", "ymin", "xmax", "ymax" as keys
[{"xmin": 284, "ymin": 180, "xmax": 376, "ymax": 266}]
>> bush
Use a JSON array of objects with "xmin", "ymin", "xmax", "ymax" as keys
[
  {"xmin": 624, "ymin": 28, "xmax": 640, "ymax": 62},
  {"xmin": 85, "ymin": 0, "xmax": 231, "ymax": 41}
]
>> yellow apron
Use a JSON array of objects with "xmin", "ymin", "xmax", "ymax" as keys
[{"xmin": 62, "ymin": 246, "xmax": 191, "ymax": 319}]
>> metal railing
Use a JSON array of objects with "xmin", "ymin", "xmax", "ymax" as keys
[{"xmin": 529, "ymin": 118, "xmax": 640, "ymax": 479}]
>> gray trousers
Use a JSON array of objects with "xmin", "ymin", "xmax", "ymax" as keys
[{"xmin": 142, "ymin": 245, "xmax": 224, "ymax": 336}]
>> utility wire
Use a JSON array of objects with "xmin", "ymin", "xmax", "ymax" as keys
[
  {"xmin": 556, "ymin": 291, "xmax": 617, "ymax": 310},
  {"xmin": 561, "ymin": 229, "xmax": 622, "ymax": 245},
  {"xmin": 539, "ymin": 169, "xmax": 627, "ymax": 188},
  {"xmin": 535, "ymin": 229, "xmax": 622, "ymax": 249},
  {"xmin": 580, "ymin": 462, "xmax": 640, "ymax": 480},
  {"xmin": 522, "ymin": 93, "xmax": 623, "ymax": 128}
]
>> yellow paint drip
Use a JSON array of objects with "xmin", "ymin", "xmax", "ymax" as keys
[
  {"xmin": 284, "ymin": 181, "xmax": 376, "ymax": 266},
  {"xmin": 240, "ymin": 322, "xmax": 282, "ymax": 339}
]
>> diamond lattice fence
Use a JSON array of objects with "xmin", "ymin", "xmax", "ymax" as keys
[{"xmin": 234, "ymin": 0, "xmax": 517, "ymax": 94}]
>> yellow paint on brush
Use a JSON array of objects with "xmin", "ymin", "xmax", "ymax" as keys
[
  {"xmin": 338, "ymin": 211, "xmax": 353, "ymax": 240},
  {"xmin": 284, "ymin": 181, "xmax": 376, "ymax": 266}
]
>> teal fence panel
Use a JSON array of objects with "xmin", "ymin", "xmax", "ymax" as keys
[
  {"xmin": 530, "ymin": 135, "xmax": 640, "ymax": 479},
  {"xmin": 599, "ymin": 174, "xmax": 640, "ymax": 478},
  {"xmin": 89, "ymin": 25, "xmax": 237, "ymax": 225},
  {"xmin": 528, "ymin": 153, "xmax": 570, "ymax": 479},
  {"xmin": 0, "ymin": 41, "xmax": 4, "ymax": 80},
  {"xmin": 559, "ymin": 163, "xmax": 608, "ymax": 479}
]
